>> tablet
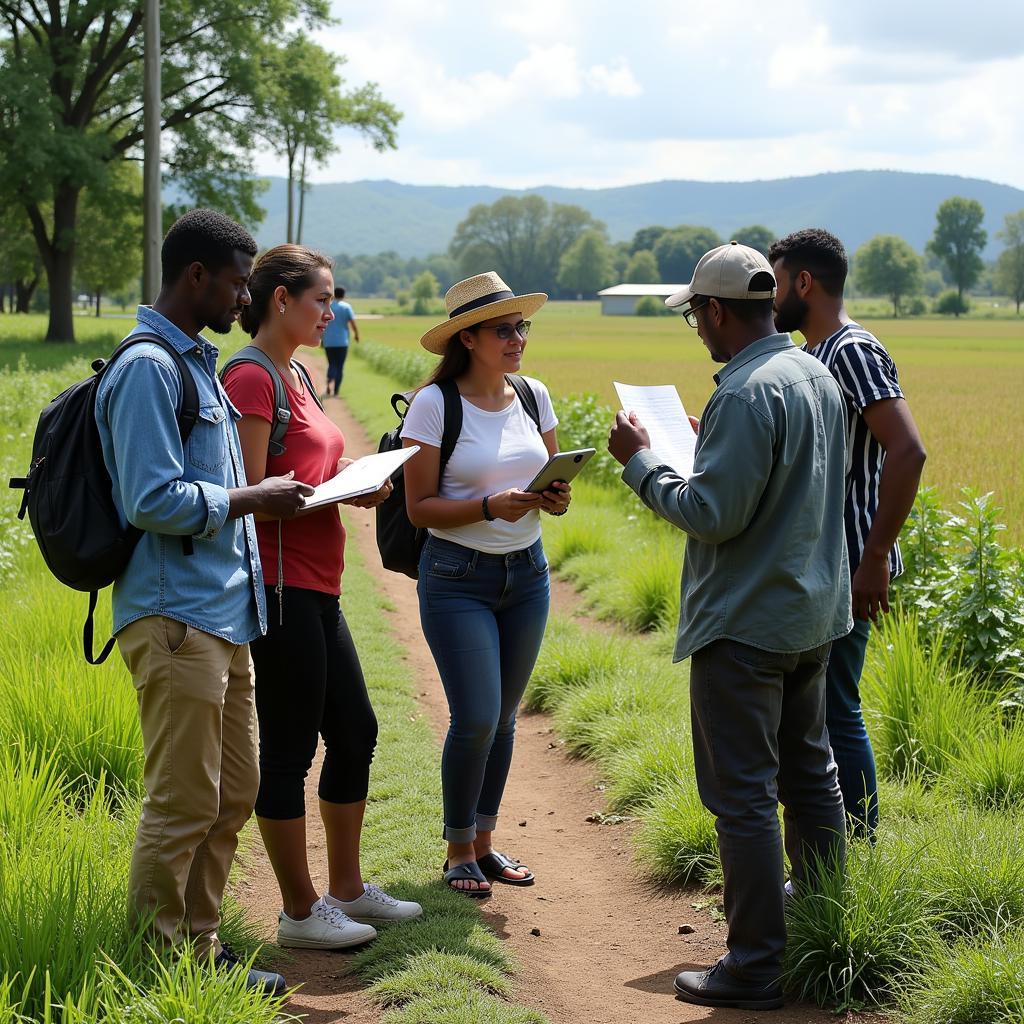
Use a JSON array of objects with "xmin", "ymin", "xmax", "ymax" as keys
[{"xmin": 525, "ymin": 448, "xmax": 596, "ymax": 493}]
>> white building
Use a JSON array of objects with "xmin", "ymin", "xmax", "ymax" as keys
[{"xmin": 597, "ymin": 283, "xmax": 683, "ymax": 316}]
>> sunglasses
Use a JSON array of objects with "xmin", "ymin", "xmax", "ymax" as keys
[{"xmin": 479, "ymin": 320, "xmax": 531, "ymax": 341}]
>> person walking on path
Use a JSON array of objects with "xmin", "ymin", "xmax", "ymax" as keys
[
  {"xmin": 223, "ymin": 245, "xmax": 422, "ymax": 951},
  {"xmin": 608, "ymin": 242, "xmax": 851, "ymax": 1011},
  {"xmin": 322, "ymin": 285, "xmax": 359, "ymax": 396},
  {"xmin": 94, "ymin": 209, "xmax": 313, "ymax": 994},
  {"xmin": 769, "ymin": 228, "xmax": 926, "ymax": 839},
  {"xmin": 401, "ymin": 272, "xmax": 571, "ymax": 897}
]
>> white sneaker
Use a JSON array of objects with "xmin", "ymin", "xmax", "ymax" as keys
[
  {"xmin": 276, "ymin": 897, "xmax": 377, "ymax": 949},
  {"xmin": 325, "ymin": 883, "xmax": 423, "ymax": 924}
]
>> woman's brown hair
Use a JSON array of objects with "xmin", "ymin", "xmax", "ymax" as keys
[{"xmin": 239, "ymin": 244, "xmax": 334, "ymax": 338}]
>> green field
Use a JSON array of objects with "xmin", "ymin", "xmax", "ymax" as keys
[{"xmin": 354, "ymin": 302, "xmax": 1024, "ymax": 541}]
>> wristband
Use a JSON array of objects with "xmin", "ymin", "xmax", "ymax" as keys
[{"xmin": 482, "ymin": 494, "xmax": 495, "ymax": 522}]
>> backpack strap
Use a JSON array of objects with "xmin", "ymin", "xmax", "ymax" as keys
[
  {"xmin": 84, "ymin": 589, "xmax": 117, "ymax": 665},
  {"xmin": 219, "ymin": 346, "xmax": 292, "ymax": 455},
  {"xmin": 507, "ymin": 374, "xmax": 542, "ymax": 433},
  {"xmin": 436, "ymin": 378, "xmax": 463, "ymax": 479},
  {"xmin": 292, "ymin": 360, "xmax": 325, "ymax": 413}
]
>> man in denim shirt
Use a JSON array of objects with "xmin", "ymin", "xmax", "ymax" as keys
[
  {"xmin": 609, "ymin": 243, "xmax": 850, "ymax": 1011},
  {"xmin": 95, "ymin": 210, "xmax": 312, "ymax": 992}
]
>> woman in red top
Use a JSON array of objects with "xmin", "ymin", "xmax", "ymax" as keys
[{"xmin": 224, "ymin": 245, "xmax": 422, "ymax": 951}]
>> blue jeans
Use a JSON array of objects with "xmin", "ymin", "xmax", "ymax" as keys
[
  {"xmin": 417, "ymin": 535, "xmax": 550, "ymax": 844},
  {"xmin": 824, "ymin": 617, "xmax": 877, "ymax": 837}
]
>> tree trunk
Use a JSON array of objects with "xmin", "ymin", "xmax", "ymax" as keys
[
  {"xmin": 43, "ymin": 186, "xmax": 79, "ymax": 342},
  {"xmin": 15, "ymin": 276, "xmax": 38, "ymax": 313},
  {"xmin": 296, "ymin": 142, "xmax": 309, "ymax": 244},
  {"xmin": 955, "ymin": 281, "xmax": 963, "ymax": 318},
  {"xmin": 95, "ymin": 290, "xmax": 102, "ymax": 317}
]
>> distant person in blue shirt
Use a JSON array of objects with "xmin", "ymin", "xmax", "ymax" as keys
[{"xmin": 322, "ymin": 286, "xmax": 359, "ymax": 396}]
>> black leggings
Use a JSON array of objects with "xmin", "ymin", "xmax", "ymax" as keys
[{"xmin": 251, "ymin": 586, "xmax": 378, "ymax": 819}]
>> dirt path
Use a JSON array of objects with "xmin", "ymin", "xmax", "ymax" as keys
[{"xmin": 234, "ymin": 372, "xmax": 845, "ymax": 1024}]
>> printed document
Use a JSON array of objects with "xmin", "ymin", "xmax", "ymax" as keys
[
  {"xmin": 302, "ymin": 446, "xmax": 420, "ymax": 509},
  {"xmin": 613, "ymin": 382, "xmax": 696, "ymax": 478}
]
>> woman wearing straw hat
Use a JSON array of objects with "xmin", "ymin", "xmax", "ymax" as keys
[{"xmin": 401, "ymin": 272, "xmax": 571, "ymax": 895}]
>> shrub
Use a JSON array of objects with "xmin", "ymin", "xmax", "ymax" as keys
[
  {"xmin": 634, "ymin": 295, "xmax": 670, "ymax": 316},
  {"xmin": 948, "ymin": 721, "xmax": 1024, "ymax": 809},
  {"xmin": 604, "ymin": 728, "xmax": 693, "ymax": 812},
  {"xmin": 550, "ymin": 393, "xmax": 622, "ymax": 489},
  {"xmin": 935, "ymin": 289, "xmax": 971, "ymax": 315}
]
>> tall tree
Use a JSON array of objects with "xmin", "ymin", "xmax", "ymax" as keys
[
  {"xmin": 927, "ymin": 197, "xmax": 987, "ymax": 315},
  {"xmin": 653, "ymin": 226, "xmax": 722, "ymax": 283},
  {"xmin": 0, "ymin": 204, "xmax": 42, "ymax": 312},
  {"xmin": 0, "ymin": 2, "xmax": 399, "ymax": 341},
  {"xmin": 733, "ymin": 224, "xmax": 775, "ymax": 256},
  {"xmin": 995, "ymin": 210, "xmax": 1024, "ymax": 314},
  {"xmin": 624, "ymin": 249, "xmax": 659, "ymax": 283},
  {"xmin": 262, "ymin": 38, "xmax": 399, "ymax": 243},
  {"xmin": 853, "ymin": 235, "xmax": 923, "ymax": 317},
  {"xmin": 449, "ymin": 196, "xmax": 603, "ymax": 293},
  {"xmin": 630, "ymin": 225, "xmax": 667, "ymax": 254},
  {"xmin": 557, "ymin": 229, "xmax": 614, "ymax": 297}
]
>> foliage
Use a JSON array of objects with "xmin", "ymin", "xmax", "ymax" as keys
[
  {"xmin": 629, "ymin": 225, "xmax": 667, "ymax": 254},
  {"xmin": 410, "ymin": 270, "xmax": 441, "ymax": 315},
  {"xmin": 732, "ymin": 224, "xmax": 775, "ymax": 256},
  {"xmin": 653, "ymin": 226, "xmax": 722, "ymax": 283},
  {"xmin": 854, "ymin": 234, "xmax": 924, "ymax": 317},
  {"xmin": 261, "ymin": 35, "xmax": 399, "ymax": 244},
  {"xmin": 927, "ymin": 196, "xmax": 987, "ymax": 310},
  {"xmin": 634, "ymin": 295, "xmax": 669, "ymax": 316},
  {"xmin": 935, "ymin": 288, "xmax": 971, "ymax": 315},
  {"xmin": 556, "ymin": 229, "xmax": 614, "ymax": 297},
  {"xmin": 548, "ymin": 393, "xmax": 621, "ymax": 488},
  {"xmin": 995, "ymin": 210, "xmax": 1024, "ymax": 314},
  {"xmin": 624, "ymin": 249, "xmax": 659, "ymax": 283},
  {"xmin": 896, "ymin": 488, "xmax": 1024, "ymax": 681},
  {"xmin": 449, "ymin": 196, "xmax": 605, "ymax": 296}
]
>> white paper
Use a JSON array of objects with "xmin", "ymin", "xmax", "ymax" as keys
[
  {"xmin": 614, "ymin": 382, "xmax": 696, "ymax": 479},
  {"xmin": 301, "ymin": 446, "xmax": 420, "ymax": 510}
]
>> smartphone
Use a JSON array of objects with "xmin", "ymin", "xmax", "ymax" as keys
[{"xmin": 525, "ymin": 448, "xmax": 597, "ymax": 493}]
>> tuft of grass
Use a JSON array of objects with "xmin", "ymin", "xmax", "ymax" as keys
[
  {"xmin": 604, "ymin": 728, "xmax": 693, "ymax": 813},
  {"xmin": 380, "ymin": 988, "xmax": 547, "ymax": 1024},
  {"xmin": 861, "ymin": 614, "xmax": 998, "ymax": 782},
  {"xmin": 370, "ymin": 951, "xmax": 511, "ymax": 1007},
  {"xmin": 915, "ymin": 806, "xmax": 1024, "ymax": 938},
  {"xmin": 901, "ymin": 929, "xmax": 1024, "ymax": 1024},
  {"xmin": 783, "ymin": 840, "xmax": 941, "ymax": 1010},
  {"xmin": 633, "ymin": 779, "xmax": 719, "ymax": 886},
  {"xmin": 524, "ymin": 620, "xmax": 644, "ymax": 713},
  {"xmin": 948, "ymin": 720, "xmax": 1024, "ymax": 808},
  {"xmin": 553, "ymin": 671, "xmax": 685, "ymax": 762}
]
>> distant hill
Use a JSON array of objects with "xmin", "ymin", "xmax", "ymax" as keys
[{"xmin": 250, "ymin": 171, "xmax": 1024, "ymax": 260}]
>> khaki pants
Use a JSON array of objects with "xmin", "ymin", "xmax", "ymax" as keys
[{"xmin": 118, "ymin": 615, "xmax": 259, "ymax": 956}]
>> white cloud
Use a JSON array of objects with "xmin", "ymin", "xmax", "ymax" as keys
[{"xmin": 279, "ymin": 0, "xmax": 1024, "ymax": 191}]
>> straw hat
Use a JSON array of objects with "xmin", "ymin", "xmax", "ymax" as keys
[{"xmin": 420, "ymin": 272, "xmax": 547, "ymax": 354}]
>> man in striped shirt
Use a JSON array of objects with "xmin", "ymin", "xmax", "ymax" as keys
[{"xmin": 769, "ymin": 228, "xmax": 926, "ymax": 837}]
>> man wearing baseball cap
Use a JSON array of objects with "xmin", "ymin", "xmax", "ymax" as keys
[{"xmin": 608, "ymin": 242, "xmax": 851, "ymax": 1010}]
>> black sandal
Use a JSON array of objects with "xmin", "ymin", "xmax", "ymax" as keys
[
  {"xmin": 442, "ymin": 859, "xmax": 492, "ymax": 898},
  {"xmin": 477, "ymin": 851, "xmax": 535, "ymax": 886}
]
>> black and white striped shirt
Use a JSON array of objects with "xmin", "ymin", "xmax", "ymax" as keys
[{"xmin": 803, "ymin": 323, "xmax": 904, "ymax": 579}]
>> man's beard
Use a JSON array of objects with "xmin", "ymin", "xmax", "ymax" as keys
[{"xmin": 773, "ymin": 289, "xmax": 809, "ymax": 334}]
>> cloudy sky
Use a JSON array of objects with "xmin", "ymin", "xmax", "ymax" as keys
[{"xmin": 254, "ymin": 0, "xmax": 1024, "ymax": 190}]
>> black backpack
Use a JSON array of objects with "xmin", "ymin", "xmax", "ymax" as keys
[
  {"xmin": 219, "ymin": 345, "xmax": 323, "ymax": 454},
  {"xmin": 8, "ymin": 333, "xmax": 199, "ymax": 664},
  {"xmin": 376, "ymin": 375, "xmax": 541, "ymax": 578}
]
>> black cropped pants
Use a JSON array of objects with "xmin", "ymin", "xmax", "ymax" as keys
[{"xmin": 250, "ymin": 586, "xmax": 378, "ymax": 819}]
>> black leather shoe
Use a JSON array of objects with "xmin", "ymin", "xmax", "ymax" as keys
[{"xmin": 674, "ymin": 961, "xmax": 783, "ymax": 1010}]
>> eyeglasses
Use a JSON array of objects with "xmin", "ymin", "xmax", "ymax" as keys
[
  {"xmin": 480, "ymin": 320, "xmax": 531, "ymax": 341},
  {"xmin": 680, "ymin": 300, "xmax": 710, "ymax": 329}
]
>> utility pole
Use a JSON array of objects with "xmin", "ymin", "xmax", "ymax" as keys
[{"xmin": 142, "ymin": 0, "xmax": 161, "ymax": 303}]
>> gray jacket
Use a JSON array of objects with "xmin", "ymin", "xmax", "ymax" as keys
[{"xmin": 622, "ymin": 333, "xmax": 852, "ymax": 662}]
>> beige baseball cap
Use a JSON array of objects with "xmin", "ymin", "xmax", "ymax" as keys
[{"xmin": 664, "ymin": 241, "xmax": 776, "ymax": 311}]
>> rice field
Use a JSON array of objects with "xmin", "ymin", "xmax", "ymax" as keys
[{"xmin": 355, "ymin": 302, "xmax": 1024, "ymax": 542}]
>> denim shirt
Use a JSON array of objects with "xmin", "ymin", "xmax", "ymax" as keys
[
  {"xmin": 95, "ymin": 306, "xmax": 266, "ymax": 643},
  {"xmin": 622, "ymin": 334, "xmax": 852, "ymax": 662}
]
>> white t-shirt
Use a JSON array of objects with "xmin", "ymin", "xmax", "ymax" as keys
[{"xmin": 401, "ymin": 376, "xmax": 558, "ymax": 554}]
